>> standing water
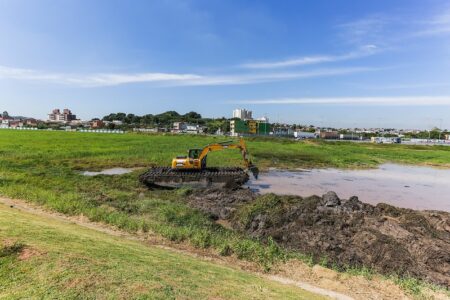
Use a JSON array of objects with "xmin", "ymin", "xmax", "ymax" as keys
[
  {"xmin": 81, "ymin": 168, "xmax": 136, "ymax": 176},
  {"xmin": 246, "ymin": 163, "xmax": 450, "ymax": 212}
]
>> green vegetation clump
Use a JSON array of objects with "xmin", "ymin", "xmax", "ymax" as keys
[
  {"xmin": 233, "ymin": 193, "xmax": 320, "ymax": 230},
  {"xmin": 0, "ymin": 242, "xmax": 25, "ymax": 258}
]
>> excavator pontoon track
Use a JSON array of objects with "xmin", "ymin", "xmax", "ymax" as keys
[{"xmin": 139, "ymin": 167, "xmax": 249, "ymax": 188}]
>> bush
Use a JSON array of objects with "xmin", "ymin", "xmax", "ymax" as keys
[{"xmin": 0, "ymin": 242, "xmax": 25, "ymax": 258}]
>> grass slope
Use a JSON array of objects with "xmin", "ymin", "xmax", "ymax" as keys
[
  {"xmin": 0, "ymin": 130, "xmax": 449, "ymax": 295},
  {"xmin": 0, "ymin": 204, "xmax": 324, "ymax": 299}
]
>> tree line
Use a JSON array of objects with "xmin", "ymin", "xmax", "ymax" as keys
[{"xmin": 102, "ymin": 111, "xmax": 230, "ymax": 133}]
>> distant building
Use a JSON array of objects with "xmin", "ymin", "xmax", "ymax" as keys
[
  {"xmin": 171, "ymin": 122, "xmax": 203, "ymax": 134},
  {"xmin": 232, "ymin": 108, "xmax": 253, "ymax": 120},
  {"xmin": 371, "ymin": 137, "xmax": 401, "ymax": 144},
  {"xmin": 185, "ymin": 124, "xmax": 203, "ymax": 134},
  {"xmin": 0, "ymin": 120, "xmax": 9, "ymax": 128},
  {"xmin": 255, "ymin": 116, "xmax": 269, "ymax": 123},
  {"xmin": 24, "ymin": 118, "xmax": 38, "ymax": 127},
  {"xmin": 172, "ymin": 122, "xmax": 187, "ymax": 133},
  {"xmin": 9, "ymin": 120, "xmax": 24, "ymax": 128},
  {"xmin": 445, "ymin": 134, "xmax": 450, "ymax": 141},
  {"xmin": 91, "ymin": 120, "xmax": 105, "ymax": 129},
  {"xmin": 319, "ymin": 131, "xmax": 339, "ymax": 139},
  {"xmin": 230, "ymin": 119, "xmax": 271, "ymax": 136},
  {"xmin": 294, "ymin": 131, "xmax": 316, "ymax": 139},
  {"xmin": 111, "ymin": 120, "xmax": 123, "ymax": 126},
  {"xmin": 340, "ymin": 134, "xmax": 362, "ymax": 140},
  {"xmin": 48, "ymin": 108, "xmax": 77, "ymax": 122},
  {"xmin": 272, "ymin": 126, "xmax": 294, "ymax": 136}
]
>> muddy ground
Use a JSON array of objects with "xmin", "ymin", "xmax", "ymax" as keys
[{"xmin": 187, "ymin": 188, "xmax": 450, "ymax": 287}]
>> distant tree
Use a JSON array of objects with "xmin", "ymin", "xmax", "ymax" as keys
[
  {"xmin": 101, "ymin": 110, "xmax": 226, "ymax": 130},
  {"xmin": 37, "ymin": 122, "xmax": 48, "ymax": 130},
  {"xmin": 183, "ymin": 111, "xmax": 202, "ymax": 120}
]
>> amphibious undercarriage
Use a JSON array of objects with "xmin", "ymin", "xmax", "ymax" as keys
[{"xmin": 139, "ymin": 167, "xmax": 250, "ymax": 188}]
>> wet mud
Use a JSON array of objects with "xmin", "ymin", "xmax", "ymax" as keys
[{"xmin": 187, "ymin": 188, "xmax": 450, "ymax": 286}]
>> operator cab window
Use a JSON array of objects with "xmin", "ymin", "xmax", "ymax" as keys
[{"xmin": 188, "ymin": 149, "xmax": 201, "ymax": 159}]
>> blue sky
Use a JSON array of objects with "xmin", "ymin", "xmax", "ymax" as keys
[{"xmin": 0, "ymin": 0, "xmax": 449, "ymax": 129}]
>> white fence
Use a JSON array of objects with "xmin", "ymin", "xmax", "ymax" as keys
[
  {"xmin": 0, "ymin": 127, "xmax": 38, "ymax": 130},
  {"xmin": 0, "ymin": 127, "xmax": 124, "ymax": 134},
  {"xmin": 78, "ymin": 129, "xmax": 124, "ymax": 134}
]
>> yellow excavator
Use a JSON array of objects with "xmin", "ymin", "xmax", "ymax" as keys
[{"xmin": 140, "ymin": 138, "xmax": 258, "ymax": 188}]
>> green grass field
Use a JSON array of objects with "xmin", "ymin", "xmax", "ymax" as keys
[
  {"xmin": 0, "ymin": 203, "xmax": 324, "ymax": 299},
  {"xmin": 1, "ymin": 130, "xmax": 449, "ymax": 265},
  {"xmin": 0, "ymin": 130, "xmax": 449, "ymax": 297}
]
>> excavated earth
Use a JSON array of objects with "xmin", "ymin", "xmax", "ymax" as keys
[{"xmin": 187, "ymin": 188, "xmax": 450, "ymax": 287}]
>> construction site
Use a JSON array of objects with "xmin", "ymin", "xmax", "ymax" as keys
[{"xmin": 1, "ymin": 130, "xmax": 450, "ymax": 299}]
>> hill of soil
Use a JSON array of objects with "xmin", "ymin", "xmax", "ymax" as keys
[{"xmin": 187, "ymin": 188, "xmax": 450, "ymax": 287}]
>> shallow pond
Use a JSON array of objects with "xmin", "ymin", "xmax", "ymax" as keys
[
  {"xmin": 246, "ymin": 164, "xmax": 450, "ymax": 212},
  {"xmin": 81, "ymin": 168, "xmax": 136, "ymax": 176}
]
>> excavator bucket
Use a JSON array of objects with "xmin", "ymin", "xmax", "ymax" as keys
[{"xmin": 248, "ymin": 163, "xmax": 259, "ymax": 179}]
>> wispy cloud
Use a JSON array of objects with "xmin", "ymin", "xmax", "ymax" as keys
[
  {"xmin": 337, "ymin": 15, "xmax": 392, "ymax": 46},
  {"xmin": 338, "ymin": 8, "xmax": 450, "ymax": 46},
  {"xmin": 232, "ymin": 96, "xmax": 450, "ymax": 106},
  {"xmin": 0, "ymin": 65, "xmax": 203, "ymax": 87},
  {"xmin": 413, "ymin": 9, "xmax": 450, "ymax": 37},
  {"xmin": 178, "ymin": 67, "xmax": 378, "ymax": 86},
  {"xmin": 0, "ymin": 65, "xmax": 377, "ymax": 87},
  {"xmin": 352, "ymin": 82, "xmax": 450, "ymax": 90},
  {"xmin": 240, "ymin": 45, "xmax": 379, "ymax": 69}
]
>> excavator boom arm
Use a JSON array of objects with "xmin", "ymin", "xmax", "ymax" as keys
[{"xmin": 198, "ymin": 139, "xmax": 251, "ymax": 168}]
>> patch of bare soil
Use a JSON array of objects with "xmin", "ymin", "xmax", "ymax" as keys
[
  {"xmin": 188, "ymin": 189, "xmax": 450, "ymax": 288},
  {"xmin": 18, "ymin": 246, "xmax": 43, "ymax": 261}
]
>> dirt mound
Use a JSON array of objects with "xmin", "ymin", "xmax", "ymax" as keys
[
  {"xmin": 187, "ymin": 187, "xmax": 255, "ymax": 219},
  {"xmin": 188, "ymin": 189, "xmax": 450, "ymax": 287}
]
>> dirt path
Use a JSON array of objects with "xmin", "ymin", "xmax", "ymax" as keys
[{"xmin": 0, "ymin": 196, "xmax": 420, "ymax": 300}]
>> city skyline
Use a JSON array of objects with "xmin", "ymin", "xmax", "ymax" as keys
[{"xmin": 1, "ymin": 0, "xmax": 450, "ymax": 129}]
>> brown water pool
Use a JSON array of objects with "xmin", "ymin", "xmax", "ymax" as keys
[{"xmin": 246, "ymin": 164, "xmax": 450, "ymax": 212}]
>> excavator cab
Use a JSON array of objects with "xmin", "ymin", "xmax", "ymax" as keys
[{"xmin": 188, "ymin": 149, "xmax": 202, "ymax": 159}]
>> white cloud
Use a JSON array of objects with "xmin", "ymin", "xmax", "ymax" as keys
[
  {"xmin": 0, "ymin": 65, "xmax": 202, "ymax": 87},
  {"xmin": 337, "ymin": 16, "xmax": 391, "ymax": 46},
  {"xmin": 338, "ymin": 8, "xmax": 450, "ymax": 46},
  {"xmin": 240, "ymin": 45, "xmax": 379, "ymax": 69},
  {"xmin": 352, "ymin": 82, "xmax": 450, "ymax": 90},
  {"xmin": 413, "ymin": 9, "xmax": 450, "ymax": 37},
  {"xmin": 232, "ymin": 96, "xmax": 450, "ymax": 106},
  {"xmin": 0, "ymin": 65, "xmax": 377, "ymax": 87},
  {"xmin": 178, "ymin": 67, "xmax": 377, "ymax": 86}
]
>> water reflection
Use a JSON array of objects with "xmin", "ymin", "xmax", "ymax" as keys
[
  {"xmin": 81, "ymin": 168, "xmax": 136, "ymax": 176},
  {"xmin": 246, "ymin": 164, "xmax": 450, "ymax": 212}
]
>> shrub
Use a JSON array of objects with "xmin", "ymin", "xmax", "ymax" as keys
[{"xmin": 0, "ymin": 242, "xmax": 25, "ymax": 258}]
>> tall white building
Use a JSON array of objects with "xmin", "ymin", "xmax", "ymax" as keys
[{"xmin": 232, "ymin": 108, "xmax": 252, "ymax": 120}]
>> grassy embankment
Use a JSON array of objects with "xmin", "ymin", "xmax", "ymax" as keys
[
  {"xmin": 0, "ymin": 130, "xmax": 449, "ymax": 295},
  {"xmin": 0, "ymin": 203, "xmax": 323, "ymax": 299}
]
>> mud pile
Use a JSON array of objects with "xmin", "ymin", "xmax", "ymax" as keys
[
  {"xmin": 188, "ymin": 189, "xmax": 450, "ymax": 286},
  {"xmin": 187, "ymin": 187, "xmax": 256, "ymax": 219}
]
